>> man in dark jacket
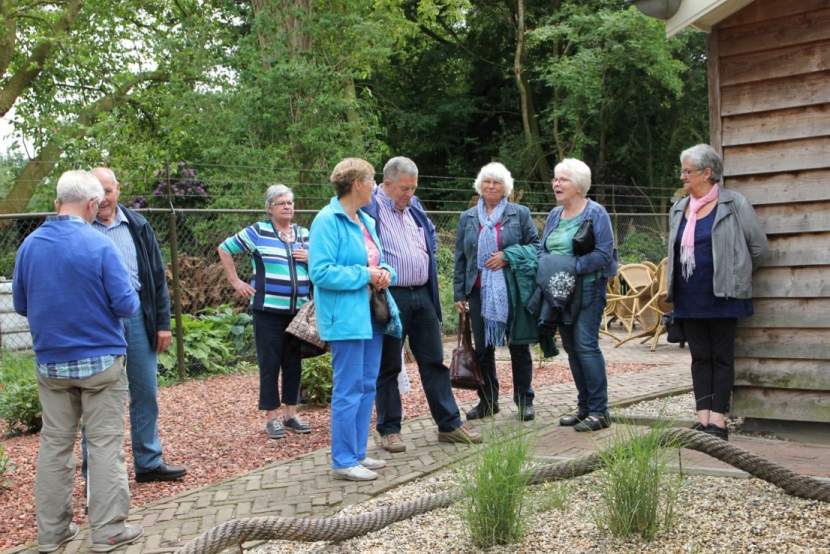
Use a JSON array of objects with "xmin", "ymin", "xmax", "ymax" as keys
[
  {"xmin": 364, "ymin": 157, "xmax": 481, "ymax": 452},
  {"xmin": 91, "ymin": 167, "xmax": 187, "ymax": 482}
]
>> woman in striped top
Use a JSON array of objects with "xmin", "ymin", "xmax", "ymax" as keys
[{"xmin": 218, "ymin": 184, "xmax": 312, "ymax": 440}]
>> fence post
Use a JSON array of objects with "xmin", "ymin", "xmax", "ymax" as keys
[{"xmin": 165, "ymin": 166, "xmax": 187, "ymax": 381}]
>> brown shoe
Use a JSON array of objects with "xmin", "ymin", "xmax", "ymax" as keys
[
  {"xmin": 438, "ymin": 424, "xmax": 482, "ymax": 445},
  {"xmin": 379, "ymin": 433, "xmax": 407, "ymax": 453}
]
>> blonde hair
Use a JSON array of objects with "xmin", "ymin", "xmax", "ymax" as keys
[{"xmin": 330, "ymin": 158, "xmax": 375, "ymax": 198}]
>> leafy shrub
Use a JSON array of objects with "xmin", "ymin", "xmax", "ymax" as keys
[
  {"xmin": 0, "ymin": 380, "xmax": 41, "ymax": 434},
  {"xmin": 618, "ymin": 229, "xmax": 666, "ymax": 264},
  {"xmin": 436, "ymin": 242, "xmax": 459, "ymax": 335},
  {"xmin": 301, "ymin": 353, "xmax": 332, "ymax": 405},
  {"xmin": 0, "ymin": 443, "xmax": 9, "ymax": 479},
  {"xmin": 461, "ymin": 426, "xmax": 531, "ymax": 547},
  {"xmin": 0, "ymin": 351, "xmax": 41, "ymax": 435},
  {"xmin": 594, "ymin": 423, "xmax": 683, "ymax": 540}
]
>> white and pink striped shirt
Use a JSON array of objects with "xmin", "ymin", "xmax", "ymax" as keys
[{"xmin": 375, "ymin": 188, "xmax": 429, "ymax": 286}]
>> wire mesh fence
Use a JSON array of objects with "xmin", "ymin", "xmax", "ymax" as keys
[{"xmin": 0, "ymin": 204, "xmax": 669, "ymax": 355}]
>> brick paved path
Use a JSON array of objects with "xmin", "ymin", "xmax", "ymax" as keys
[
  {"xmin": 7, "ymin": 339, "xmax": 696, "ymax": 553},
  {"xmin": 10, "ymin": 337, "xmax": 829, "ymax": 554}
]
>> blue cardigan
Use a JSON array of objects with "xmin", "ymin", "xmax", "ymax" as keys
[
  {"xmin": 540, "ymin": 199, "xmax": 618, "ymax": 279},
  {"xmin": 309, "ymin": 196, "xmax": 398, "ymax": 341}
]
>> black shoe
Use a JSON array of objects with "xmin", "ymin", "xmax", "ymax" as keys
[
  {"xmin": 559, "ymin": 412, "xmax": 588, "ymax": 427},
  {"xmin": 135, "ymin": 463, "xmax": 187, "ymax": 483},
  {"xmin": 574, "ymin": 414, "xmax": 610, "ymax": 432},
  {"xmin": 691, "ymin": 422, "xmax": 706, "ymax": 431},
  {"xmin": 283, "ymin": 416, "xmax": 311, "ymax": 434},
  {"xmin": 518, "ymin": 405, "xmax": 535, "ymax": 422},
  {"xmin": 466, "ymin": 403, "xmax": 499, "ymax": 420},
  {"xmin": 704, "ymin": 424, "xmax": 729, "ymax": 441}
]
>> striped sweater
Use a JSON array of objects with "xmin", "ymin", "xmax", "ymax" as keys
[{"xmin": 220, "ymin": 221, "xmax": 311, "ymax": 313}]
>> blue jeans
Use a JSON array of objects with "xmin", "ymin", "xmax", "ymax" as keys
[
  {"xmin": 82, "ymin": 311, "xmax": 164, "ymax": 475},
  {"xmin": 558, "ymin": 279, "xmax": 608, "ymax": 416},
  {"xmin": 330, "ymin": 329, "xmax": 384, "ymax": 469},
  {"xmin": 123, "ymin": 310, "xmax": 165, "ymax": 472}
]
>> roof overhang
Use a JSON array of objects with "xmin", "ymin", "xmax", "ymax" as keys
[{"xmin": 662, "ymin": 0, "xmax": 755, "ymax": 37}]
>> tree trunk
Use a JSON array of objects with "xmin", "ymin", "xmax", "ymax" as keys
[
  {"xmin": 0, "ymin": 71, "xmax": 169, "ymax": 214},
  {"xmin": 512, "ymin": 0, "xmax": 550, "ymax": 182}
]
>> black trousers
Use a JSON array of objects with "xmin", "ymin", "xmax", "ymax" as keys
[
  {"xmin": 253, "ymin": 310, "xmax": 301, "ymax": 410},
  {"xmin": 681, "ymin": 318, "xmax": 737, "ymax": 414},
  {"xmin": 375, "ymin": 285, "xmax": 463, "ymax": 434},
  {"xmin": 467, "ymin": 287, "xmax": 534, "ymax": 409}
]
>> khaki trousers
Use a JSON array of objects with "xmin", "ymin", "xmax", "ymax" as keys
[{"xmin": 36, "ymin": 357, "xmax": 130, "ymax": 544}]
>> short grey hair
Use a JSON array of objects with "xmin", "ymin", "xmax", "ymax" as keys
[
  {"xmin": 680, "ymin": 144, "xmax": 723, "ymax": 183},
  {"xmin": 473, "ymin": 162, "xmax": 514, "ymax": 197},
  {"xmin": 264, "ymin": 184, "xmax": 293, "ymax": 210},
  {"xmin": 383, "ymin": 156, "xmax": 418, "ymax": 183},
  {"xmin": 91, "ymin": 167, "xmax": 119, "ymax": 187},
  {"xmin": 554, "ymin": 158, "xmax": 592, "ymax": 196},
  {"xmin": 56, "ymin": 170, "xmax": 105, "ymax": 204}
]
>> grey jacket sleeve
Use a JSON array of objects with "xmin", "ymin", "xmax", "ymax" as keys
[
  {"xmin": 453, "ymin": 213, "xmax": 468, "ymax": 302},
  {"xmin": 734, "ymin": 194, "xmax": 768, "ymax": 271},
  {"xmin": 518, "ymin": 206, "xmax": 541, "ymax": 250}
]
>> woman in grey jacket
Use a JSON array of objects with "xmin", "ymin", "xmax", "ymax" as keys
[
  {"xmin": 453, "ymin": 162, "xmax": 540, "ymax": 422},
  {"xmin": 668, "ymin": 144, "xmax": 767, "ymax": 441}
]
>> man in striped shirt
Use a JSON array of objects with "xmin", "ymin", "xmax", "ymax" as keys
[{"xmin": 365, "ymin": 157, "xmax": 481, "ymax": 451}]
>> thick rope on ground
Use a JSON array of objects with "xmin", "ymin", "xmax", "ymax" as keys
[{"xmin": 178, "ymin": 428, "xmax": 830, "ymax": 554}]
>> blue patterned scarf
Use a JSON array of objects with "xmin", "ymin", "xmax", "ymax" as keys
[{"xmin": 476, "ymin": 197, "xmax": 509, "ymax": 347}]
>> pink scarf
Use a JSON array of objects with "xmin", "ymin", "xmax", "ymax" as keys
[{"xmin": 680, "ymin": 183, "xmax": 719, "ymax": 280}]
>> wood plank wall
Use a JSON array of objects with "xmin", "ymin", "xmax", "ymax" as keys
[{"xmin": 713, "ymin": 0, "xmax": 830, "ymax": 423}]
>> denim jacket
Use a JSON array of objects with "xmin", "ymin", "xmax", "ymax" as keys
[
  {"xmin": 453, "ymin": 202, "xmax": 540, "ymax": 301},
  {"xmin": 539, "ymin": 199, "xmax": 618, "ymax": 279},
  {"xmin": 667, "ymin": 188, "xmax": 767, "ymax": 301}
]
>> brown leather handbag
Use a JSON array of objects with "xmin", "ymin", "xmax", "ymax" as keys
[{"xmin": 449, "ymin": 310, "xmax": 484, "ymax": 390}]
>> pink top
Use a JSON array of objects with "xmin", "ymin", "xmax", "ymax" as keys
[{"xmin": 359, "ymin": 222, "xmax": 381, "ymax": 267}]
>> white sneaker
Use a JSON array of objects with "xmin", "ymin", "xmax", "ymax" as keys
[
  {"xmin": 359, "ymin": 456, "xmax": 387, "ymax": 470},
  {"xmin": 332, "ymin": 464, "xmax": 378, "ymax": 481}
]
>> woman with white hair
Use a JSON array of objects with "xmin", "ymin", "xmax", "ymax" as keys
[
  {"xmin": 453, "ymin": 162, "xmax": 540, "ymax": 421},
  {"xmin": 668, "ymin": 144, "xmax": 767, "ymax": 441},
  {"xmin": 540, "ymin": 158, "xmax": 617, "ymax": 432},
  {"xmin": 218, "ymin": 184, "xmax": 312, "ymax": 440}
]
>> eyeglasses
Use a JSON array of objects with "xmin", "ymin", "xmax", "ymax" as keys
[
  {"xmin": 271, "ymin": 200, "xmax": 294, "ymax": 207},
  {"xmin": 680, "ymin": 168, "xmax": 704, "ymax": 177}
]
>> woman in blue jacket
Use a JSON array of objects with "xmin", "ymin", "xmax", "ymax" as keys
[
  {"xmin": 309, "ymin": 158, "xmax": 399, "ymax": 482},
  {"xmin": 540, "ymin": 158, "xmax": 617, "ymax": 432}
]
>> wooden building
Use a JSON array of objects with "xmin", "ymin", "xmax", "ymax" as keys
[{"xmin": 650, "ymin": 0, "xmax": 830, "ymax": 435}]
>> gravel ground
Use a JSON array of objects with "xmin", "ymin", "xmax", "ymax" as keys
[
  {"xmin": 254, "ymin": 465, "xmax": 830, "ymax": 553},
  {"xmin": 0, "ymin": 358, "xmax": 654, "ymax": 549},
  {"xmin": 615, "ymin": 392, "xmax": 696, "ymax": 420}
]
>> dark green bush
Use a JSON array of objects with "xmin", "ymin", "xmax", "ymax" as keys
[
  {"xmin": 301, "ymin": 353, "xmax": 332, "ymax": 405},
  {"xmin": 618, "ymin": 229, "xmax": 666, "ymax": 264}
]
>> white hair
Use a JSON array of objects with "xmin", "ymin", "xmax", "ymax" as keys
[
  {"xmin": 56, "ymin": 170, "xmax": 105, "ymax": 204},
  {"xmin": 383, "ymin": 156, "xmax": 419, "ymax": 182},
  {"xmin": 264, "ymin": 184, "xmax": 293, "ymax": 210},
  {"xmin": 555, "ymin": 158, "xmax": 592, "ymax": 196},
  {"xmin": 91, "ymin": 167, "xmax": 119, "ymax": 187},
  {"xmin": 473, "ymin": 162, "xmax": 514, "ymax": 197},
  {"xmin": 680, "ymin": 144, "xmax": 723, "ymax": 183}
]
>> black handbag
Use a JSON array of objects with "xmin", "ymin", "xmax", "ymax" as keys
[
  {"xmin": 663, "ymin": 313, "xmax": 685, "ymax": 344},
  {"xmin": 370, "ymin": 287, "xmax": 391, "ymax": 325},
  {"xmin": 572, "ymin": 218, "xmax": 595, "ymax": 256},
  {"xmin": 449, "ymin": 311, "xmax": 484, "ymax": 390}
]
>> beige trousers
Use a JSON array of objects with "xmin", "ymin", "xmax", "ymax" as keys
[{"xmin": 36, "ymin": 357, "xmax": 130, "ymax": 545}]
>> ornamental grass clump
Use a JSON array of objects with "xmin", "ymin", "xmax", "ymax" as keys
[
  {"xmin": 461, "ymin": 426, "xmax": 532, "ymax": 547},
  {"xmin": 594, "ymin": 421, "xmax": 683, "ymax": 540}
]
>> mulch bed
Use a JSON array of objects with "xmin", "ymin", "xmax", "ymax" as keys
[{"xmin": 0, "ymin": 359, "xmax": 654, "ymax": 549}]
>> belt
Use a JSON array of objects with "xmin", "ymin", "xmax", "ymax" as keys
[{"xmin": 390, "ymin": 283, "xmax": 428, "ymax": 291}]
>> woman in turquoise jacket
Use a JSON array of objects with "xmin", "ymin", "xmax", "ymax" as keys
[{"xmin": 309, "ymin": 158, "xmax": 399, "ymax": 482}]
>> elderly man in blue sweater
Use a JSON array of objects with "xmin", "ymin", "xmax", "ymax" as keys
[{"xmin": 13, "ymin": 170, "xmax": 144, "ymax": 553}]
